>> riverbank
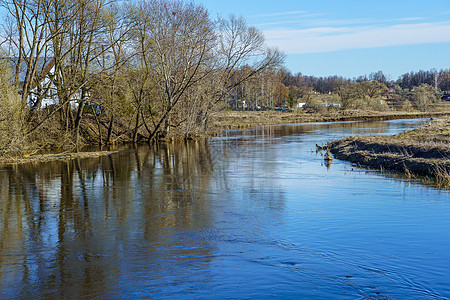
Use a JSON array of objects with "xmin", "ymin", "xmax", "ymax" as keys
[
  {"xmin": 0, "ymin": 150, "xmax": 119, "ymax": 166},
  {"xmin": 329, "ymin": 117, "xmax": 450, "ymax": 187},
  {"xmin": 2, "ymin": 109, "xmax": 450, "ymax": 166},
  {"xmin": 211, "ymin": 109, "xmax": 450, "ymax": 130}
]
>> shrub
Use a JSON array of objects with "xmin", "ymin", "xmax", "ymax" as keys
[
  {"xmin": 412, "ymin": 84, "xmax": 438, "ymax": 111},
  {"xmin": 366, "ymin": 97, "xmax": 390, "ymax": 111},
  {"xmin": 0, "ymin": 62, "xmax": 27, "ymax": 157}
]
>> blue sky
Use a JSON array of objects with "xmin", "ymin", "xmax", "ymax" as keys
[{"xmin": 199, "ymin": 0, "xmax": 450, "ymax": 80}]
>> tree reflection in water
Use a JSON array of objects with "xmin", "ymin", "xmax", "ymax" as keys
[{"xmin": 0, "ymin": 139, "xmax": 215, "ymax": 298}]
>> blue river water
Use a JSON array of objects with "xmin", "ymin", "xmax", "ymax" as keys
[{"xmin": 0, "ymin": 118, "xmax": 449, "ymax": 299}]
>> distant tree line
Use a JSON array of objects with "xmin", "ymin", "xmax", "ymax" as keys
[
  {"xmin": 396, "ymin": 69, "xmax": 450, "ymax": 91},
  {"xmin": 278, "ymin": 69, "xmax": 450, "ymax": 94},
  {"xmin": 269, "ymin": 68, "xmax": 448, "ymax": 112},
  {"xmin": 231, "ymin": 67, "xmax": 450, "ymax": 113}
]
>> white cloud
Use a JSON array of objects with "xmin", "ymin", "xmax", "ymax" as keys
[
  {"xmin": 399, "ymin": 17, "xmax": 424, "ymax": 21},
  {"xmin": 264, "ymin": 21, "xmax": 450, "ymax": 54},
  {"xmin": 249, "ymin": 10, "xmax": 309, "ymax": 18}
]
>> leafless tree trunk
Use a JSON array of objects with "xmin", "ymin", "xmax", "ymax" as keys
[
  {"xmin": 0, "ymin": 0, "xmax": 285, "ymax": 148},
  {"xmin": 201, "ymin": 14, "xmax": 284, "ymax": 128},
  {"xmin": 1, "ymin": 0, "xmax": 58, "ymax": 107},
  {"xmin": 129, "ymin": 0, "xmax": 216, "ymax": 140}
]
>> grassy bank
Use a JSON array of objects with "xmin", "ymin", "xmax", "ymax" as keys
[
  {"xmin": 211, "ymin": 109, "xmax": 450, "ymax": 130},
  {"xmin": 329, "ymin": 117, "xmax": 450, "ymax": 187}
]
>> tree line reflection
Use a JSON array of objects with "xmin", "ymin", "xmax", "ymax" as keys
[{"xmin": 0, "ymin": 140, "xmax": 216, "ymax": 298}]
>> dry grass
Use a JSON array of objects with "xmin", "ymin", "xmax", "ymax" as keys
[
  {"xmin": 0, "ymin": 150, "xmax": 120, "ymax": 165},
  {"xmin": 0, "ymin": 63, "xmax": 28, "ymax": 157},
  {"xmin": 211, "ymin": 109, "xmax": 450, "ymax": 130},
  {"xmin": 395, "ymin": 118, "xmax": 450, "ymax": 144},
  {"xmin": 434, "ymin": 164, "xmax": 450, "ymax": 188},
  {"xmin": 330, "ymin": 117, "xmax": 450, "ymax": 188}
]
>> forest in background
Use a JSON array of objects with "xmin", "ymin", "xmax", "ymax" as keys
[{"xmin": 255, "ymin": 68, "xmax": 450, "ymax": 113}]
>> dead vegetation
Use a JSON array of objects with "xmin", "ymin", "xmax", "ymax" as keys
[
  {"xmin": 0, "ymin": 63, "xmax": 27, "ymax": 157},
  {"xmin": 329, "ymin": 117, "xmax": 450, "ymax": 188},
  {"xmin": 211, "ymin": 109, "xmax": 450, "ymax": 130},
  {"xmin": 0, "ymin": 150, "xmax": 120, "ymax": 166},
  {"xmin": 433, "ymin": 164, "xmax": 450, "ymax": 188}
]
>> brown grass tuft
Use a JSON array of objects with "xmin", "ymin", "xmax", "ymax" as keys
[
  {"xmin": 0, "ymin": 61, "xmax": 28, "ymax": 157},
  {"xmin": 433, "ymin": 164, "xmax": 450, "ymax": 189}
]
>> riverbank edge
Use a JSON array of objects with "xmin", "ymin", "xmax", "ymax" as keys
[
  {"xmin": 2, "ymin": 110, "xmax": 450, "ymax": 166},
  {"xmin": 211, "ymin": 110, "xmax": 450, "ymax": 130},
  {"xmin": 0, "ymin": 150, "xmax": 120, "ymax": 166},
  {"xmin": 329, "ymin": 137, "xmax": 450, "ymax": 176},
  {"xmin": 329, "ymin": 119, "xmax": 450, "ymax": 186}
]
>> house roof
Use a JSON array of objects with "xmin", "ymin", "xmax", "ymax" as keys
[
  {"xmin": 2, "ymin": 57, "xmax": 56, "ymax": 90},
  {"xmin": 3, "ymin": 57, "xmax": 54, "ymax": 80}
]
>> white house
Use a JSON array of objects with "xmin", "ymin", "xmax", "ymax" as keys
[
  {"xmin": 296, "ymin": 102, "xmax": 306, "ymax": 109},
  {"xmin": 22, "ymin": 58, "xmax": 60, "ymax": 108},
  {"xmin": 10, "ymin": 58, "xmax": 79, "ymax": 109}
]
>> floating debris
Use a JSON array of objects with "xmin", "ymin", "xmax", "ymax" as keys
[{"xmin": 324, "ymin": 148, "xmax": 333, "ymax": 161}]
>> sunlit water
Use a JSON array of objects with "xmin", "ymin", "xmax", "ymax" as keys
[{"xmin": 1, "ymin": 119, "xmax": 449, "ymax": 299}]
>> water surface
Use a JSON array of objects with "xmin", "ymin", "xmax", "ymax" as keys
[{"xmin": 1, "ymin": 119, "xmax": 449, "ymax": 299}]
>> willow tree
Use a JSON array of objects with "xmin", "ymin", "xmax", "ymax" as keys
[{"xmin": 413, "ymin": 83, "xmax": 438, "ymax": 111}]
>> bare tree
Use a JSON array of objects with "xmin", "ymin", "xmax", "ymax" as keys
[
  {"xmin": 201, "ymin": 14, "xmax": 284, "ymax": 126},
  {"xmin": 0, "ymin": 0, "xmax": 56, "ymax": 107},
  {"xmin": 0, "ymin": 0, "xmax": 285, "ymax": 149},
  {"xmin": 75, "ymin": 2, "xmax": 135, "ymax": 145},
  {"xmin": 70, "ymin": 0, "xmax": 110, "ymax": 144},
  {"xmin": 27, "ymin": 0, "xmax": 123, "ymax": 143},
  {"xmin": 129, "ymin": 0, "xmax": 217, "ymax": 140}
]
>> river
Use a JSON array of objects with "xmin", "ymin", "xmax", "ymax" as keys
[{"xmin": 1, "ymin": 119, "xmax": 449, "ymax": 299}]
